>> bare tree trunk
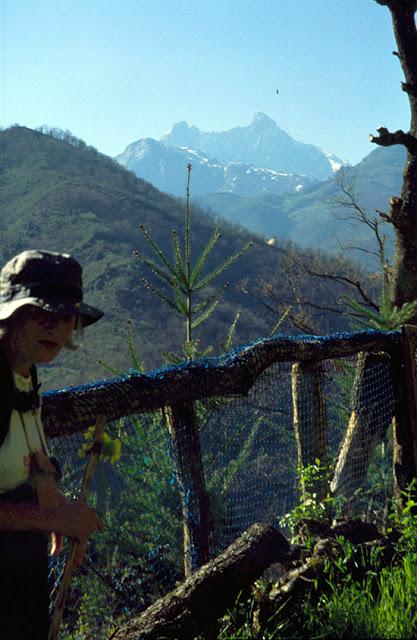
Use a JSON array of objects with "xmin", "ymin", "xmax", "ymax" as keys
[
  {"xmin": 392, "ymin": 325, "xmax": 417, "ymax": 495},
  {"xmin": 373, "ymin": 1, "xmax": 417, "ymax": 312},
  {"xmin": 111, "ymin": 523, "xmax": 290, "ymax": 640}
]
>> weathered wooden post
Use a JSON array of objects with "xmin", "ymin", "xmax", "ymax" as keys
[
  {"xmin": 163, "ymin": 401, "xmax": 211, "ymax": 578},
  {"xmin": 331, "ymin": 351, "xmax": 395, "ymax": 504},
  {"xmin": 331, "ymin": 326, "xmax": 417, "ymax": 508},
  {"xmin": 291, "ymin": 361, "xmax": 328, "ymax": 500}
]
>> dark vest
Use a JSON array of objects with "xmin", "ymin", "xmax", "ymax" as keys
[{"xmin": 0, "ymin": 347, "xmax": 40, "ymax": 448}]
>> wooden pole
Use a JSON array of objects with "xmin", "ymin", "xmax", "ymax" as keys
[
  {"xmin": 291, "ymin": 361, "xmax": 328, "ymax": 500},
  {"xmin": 331, "ymin": 352, "xmax": 394, "ymax": 506},
  {"xmin": 48, "ymin": 415, "xmax": 106, "ymax": 640},
  {"xmin": 163, "ymin": 402, "xmax": 211, "ymax": 578}
]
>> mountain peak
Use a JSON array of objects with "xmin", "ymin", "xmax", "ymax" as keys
[
  {"xmin": 149, "ymin": 113, "xmax": 340, "ymax": 181},
  {"xmin": 161, "ymin": 120, "xmax": 200, "ymax": 149},
  {"xmin": 170, "ymin": 120, "xmax": 191, "ymax": 133},
  {"xmin": 251, "ymin": 112, "xmax": 277, "ymax": 127}
]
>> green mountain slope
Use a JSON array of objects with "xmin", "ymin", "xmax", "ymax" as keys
[
  {"xmin": 196, "ymin": 146, "xmax": 405, "ymax": 267},
  {"xmin": 0, "ymin": 126, "xmax": 367, "ymax": 390},
  {"xmin": 195, "ymin": 192, "xmax": 294, "ymax": 240}
]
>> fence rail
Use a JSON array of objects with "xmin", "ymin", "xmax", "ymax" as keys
[{"xmin": 42, "ymin": 328, "xmax": 402, "ymax": 436}]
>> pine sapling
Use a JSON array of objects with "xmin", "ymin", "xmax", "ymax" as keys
[{"xmin": 133, "ymin": 163, "xmax": 252, "ymax": 362}]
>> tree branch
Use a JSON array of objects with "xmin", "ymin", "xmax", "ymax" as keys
[
  {"xmin": 376, "ymin": 209, "xmax": 396, "ymax": 227},
  {"xmin": 375, "ymin": 0, "xmax": 417, "ymax": 10},
  {"xmin": 331, "ymin": 170, "xmax": 387, "ymax": 258},
  {"xmin": 338, "ymin": 244, "xmax": 380, "ymax": 258},
  {"xmin": 402, "ymin": 81, "xmax": 417, "ymax": 98},
  {"xmin": 369, "ymin": 127, "xmax": 417, "ymax": 153},
  {"xmin": 301, "ymin": 267, "xmax": 379, "ymax": 311}
]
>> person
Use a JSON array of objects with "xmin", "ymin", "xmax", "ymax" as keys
[{"xmin": 0, "ymin": 249, "xmax": 105, "ymax": 639}]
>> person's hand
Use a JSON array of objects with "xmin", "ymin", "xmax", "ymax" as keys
[
  {"xmin": 52, "ymin": 497, "xmax": 104, "ymax": 541},
  {"xmin": 50, "ymin": 531, "xmax": 64, "ymax": 556}
]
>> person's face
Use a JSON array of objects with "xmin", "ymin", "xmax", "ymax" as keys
[{"xmin": 9, "ymin": 305, "xmax": 77, "ymax": 365}]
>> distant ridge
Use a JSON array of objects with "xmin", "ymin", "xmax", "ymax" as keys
[
  {"xmin": 196, "ymin": 145, "xmax": 404, "ymax": 265},
  {"xmin": 116, "ymin": 116, "xmax": 403, "ymax": 267}
]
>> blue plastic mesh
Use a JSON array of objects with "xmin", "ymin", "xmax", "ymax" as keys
[{"xmin": 43, "ymin": 328, "xmax": 402, "ymax": 637}]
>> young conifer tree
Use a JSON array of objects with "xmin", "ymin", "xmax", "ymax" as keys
[
  {"xmin": 132, "ymin": 164, "xmax": 255, "ymax": 574},
  {"xmin": 134, "ymin": 163, "xmax": 252, "ymax": 362}
]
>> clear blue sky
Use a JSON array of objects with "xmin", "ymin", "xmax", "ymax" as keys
[{"xmin": 0, "ymin": 0, "xmax": 411, "ymax": 165}]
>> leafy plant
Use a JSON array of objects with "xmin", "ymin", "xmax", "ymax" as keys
[
  {"xmin": 344, "ymin": 295, "xmax": 417, "ymax": 331},
  {"xmin": 279, "ymin": 459, "xmax": 335, "ymax": 545},
  {"xmin": 387, "ymin": 477, "xmax": 417, "ymax": 554}
]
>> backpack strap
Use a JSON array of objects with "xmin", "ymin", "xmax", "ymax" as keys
[{"xmin": 0, "ymin": 347, "xmax": 40, "ymax": 448}]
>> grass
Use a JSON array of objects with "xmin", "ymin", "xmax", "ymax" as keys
[
  {"xmin": 217, "ymin": 478, "xmax": 417, "ymax": 640},
  {"xmin": 217, "ymin": 553, "xmax": 417, "ymax": 639},
  {"xmin": 305, "ymin": 552, "xmax": 417, "ymax": 639}
]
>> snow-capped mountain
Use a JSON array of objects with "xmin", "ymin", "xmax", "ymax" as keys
[
  {"xmin": 160, "ymin": 113, "xmax": 345, "ymax": 181},
  {"xmin": 116, "ymin": 115, "xmax": 401, "ymax": 268},
  {"xmin": 116, "ymin": 137, "xmax": 319, "ymax": 198}
]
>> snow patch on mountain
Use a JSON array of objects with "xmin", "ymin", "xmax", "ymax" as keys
[
  {"xmin": 325, "ymin": 152, "xmax": 347, "ymax": 173},
  {"xmin": 116, "ymin": 137, "xmax": 319, "ymax": 198}
]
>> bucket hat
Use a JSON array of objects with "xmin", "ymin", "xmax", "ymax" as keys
[{"xmin": 0, "ymin": 250, "xmax": 103, "ymax": 327}]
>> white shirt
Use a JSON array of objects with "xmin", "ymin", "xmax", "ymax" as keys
[{"xmin": 0, "ymin": 371, "xmax": 47, "ymax": 494}]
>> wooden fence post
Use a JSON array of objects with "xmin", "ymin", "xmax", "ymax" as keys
[
  {"xmin": 331, "ymin": 351, "xmax": 394, "ymax": 504},
  {"xmin": 291, "ymin": 361, "xmax": 328, "ymax": 500},
  {"xmin": 163, "ymin": 402, "xmax": 211, "ymax": 578}
]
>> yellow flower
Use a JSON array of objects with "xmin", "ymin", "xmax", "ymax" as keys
[
  {"xmin": 79, "ymin": 426, "xmax": 122, "ymax": 464},
  {"xmin": 110, "ymin": 438, "xmax": 122, "ymax": 463}
]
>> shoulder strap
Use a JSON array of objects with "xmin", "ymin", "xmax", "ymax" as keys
[
  {"xmin": 0, "ymin": 347, "xmax": 41, "ymax": 448},
  {"xmin": 0, "ymin": 347, "xmax": 15, "ymax": 448}
]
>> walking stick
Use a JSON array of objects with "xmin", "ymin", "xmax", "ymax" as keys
[{"xmin": 48, "ymin": 414, "xmax": 106, "ymax": 640}]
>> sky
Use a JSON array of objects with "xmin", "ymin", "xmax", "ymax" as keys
[{"xmin": 0, "ymin": 0, "xmax": 411, "ymax": 165}]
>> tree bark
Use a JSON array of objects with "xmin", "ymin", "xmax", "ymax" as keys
[
  {"xmin": 373, "ymin": 2, "xmax": 417, "ymax": 312},
  {"xmin": 391, "ymin": 326, "xmax": 417, "ymax": 495},
  {"xmin": 111, "ymin": 523, "xmax": 290, "ymax": 640}
]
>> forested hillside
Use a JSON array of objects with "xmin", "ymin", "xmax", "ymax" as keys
[{"xmin": 0, "ymin": 126, "xmax": 370, "ymax": 389}]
